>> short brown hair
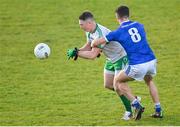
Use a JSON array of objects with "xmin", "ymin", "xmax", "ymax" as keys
[
  {"xmin": 115, "ymin": 6, "xmax": 129, "ymax": 18},
  {"xmin": 79, "ymin": 11, "xmax": 94, "ymax": 21}
]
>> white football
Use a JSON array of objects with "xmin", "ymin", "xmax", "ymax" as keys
[{"xmin": 34, "ymin": 43, "xmax": 50, "ymax": 59}]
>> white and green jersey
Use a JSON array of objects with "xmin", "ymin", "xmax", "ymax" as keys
[{"xmin": 86, "ymin": 24, "xmax": 127, "ymax": 63}]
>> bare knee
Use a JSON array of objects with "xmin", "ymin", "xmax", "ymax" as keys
[
  {"xmin": 104, "ymin": 72, "xmax": 115, "ymax": 90},
  {"xmin": 113, "ymin": 76, "xmax": 119, "ymax": 90},
  {"xmin": 113, "ymin": 71, "xmax": 131, "ymax": 93},
  {"xmin": 104, "ymin": 83, "xmax": 114, "ymax": 90},
  {"xmin": 113, "ymin": 76, "xmax": 123, "ymax": 91},
  {"xmin": 114, "ymin": 75, "xmax": 121, "ymax": 84}
]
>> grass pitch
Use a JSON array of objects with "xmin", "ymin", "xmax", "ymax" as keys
[{"xmin": 0, "ymin": 0, "xmax": 180, "ymax": 125}]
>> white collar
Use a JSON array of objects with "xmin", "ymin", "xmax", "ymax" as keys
[{"xmin": 120, "ymin": 20, "xmax": 130, "ymax": 25}]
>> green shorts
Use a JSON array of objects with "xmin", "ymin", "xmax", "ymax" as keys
[{"xmin": 104, "ymin": 56, "xmax": 128, "ymax": 72}]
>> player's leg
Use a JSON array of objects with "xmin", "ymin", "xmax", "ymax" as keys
[
  {"xmin": 104, "ymin": 60, "xmax": 115, "ymax": 90},
  {"xmin": 113, "ymin": 57, "xmax": 133, "ymax": 120},
  {"xmin": 144, "ymin": 75, "xmax": 162, "ymax": 118},
  {"xmin": 144, "ymin": 60, "xmax": 163, "ymax": 118},
  {"xmin": 114, "ymin": 70, "xmax": 133, "ymax": 120},
  {"xmin": 114, "ymin": 65, "xmax": 145, "ymax": 120},
  {"xmin": 114, "ymin": 70, "xmax": 135, "ymax": 101},
  {"xmin": 104, "ymin": 69, "xmax": 133, "ymax": 118},
  {"xmin": 104, "ymin": 70, "xmax": 114, "ymax": 90},
  {"xmin": 104, "ymin": 59, "xmax": 132, "ymax": 120},
  {"xmin": 144, "ymin": 75, "xmax": 159, "ymax": 104}
]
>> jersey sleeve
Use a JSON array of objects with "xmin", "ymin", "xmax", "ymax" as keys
[
  {"xmin": 105, "ymin": 30, "xmax": 118, "ymax": 43},
  {"xmin": 101, "ymin": 28, "xmax": 111, "ymax": 37}
]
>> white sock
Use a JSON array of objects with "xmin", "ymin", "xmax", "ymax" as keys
[{"xmin": 155, "ymin": 102, "xmax": 160, "ymax": 106}]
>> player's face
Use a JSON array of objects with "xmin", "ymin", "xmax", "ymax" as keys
[{"xmin": 79, "ymin": 20, "xmax": 92, "ymax": 32}]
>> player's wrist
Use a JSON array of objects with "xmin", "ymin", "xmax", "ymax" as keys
[{"xmin": 74, "ymin": 47, "xmax": 79, "ymax": 60}]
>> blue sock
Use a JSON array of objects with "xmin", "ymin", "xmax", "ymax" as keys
[
  {"xmin": 132, "ymin": 99, "xmax": 140, "ymax": 109},
  {"xmin": 155, "ymin": 103, "xmax": 161, "ymax": 112}
]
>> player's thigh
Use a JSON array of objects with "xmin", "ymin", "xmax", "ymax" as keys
[
  {"xmin": 115, "ymin": 70, "xmax": 134, "ymax": 83},
  {"xmin": 113, "ymin": 70, "xmax": 134, "ymax": 90},
  {"xmin": 104, "ymin": 70, "xmax": 114, "ymax": 88},
  {"xmin": 146, "ymin": 59, "xmax": 157, "ymax": 77},
  {"xmin": 104, "ymin": 60, "xmax": 115, "ymax": 88},
  {"xmin": 144, "ymin": 59, "xmax": 157, "ymax": 83}
]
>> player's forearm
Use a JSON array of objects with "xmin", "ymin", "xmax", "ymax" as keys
[
  {"xmin": 79, "ymin": 46, "xmax": 90, "ymax": 51},
  {"xmin": 78, "ymin": 50, "xmax": 98, "ymax": 60}
]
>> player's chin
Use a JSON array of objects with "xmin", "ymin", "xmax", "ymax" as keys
[{"xmin": 84, "ymin": 29, "xmax": 91, "ymax": 32}]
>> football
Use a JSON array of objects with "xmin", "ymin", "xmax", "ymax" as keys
[{"xmin": 34, "ymin": 43, "xmax": 50, "ymax": 59}]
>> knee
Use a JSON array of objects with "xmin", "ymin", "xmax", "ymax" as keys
[
  {"xmin": 114, "ymin": 75, "xmax": 123, "ymax": 84},
  {"xmin": 113, "ymin": 82, "xmax": 124, "ymax": 94},
  {"xmin": 104, "ymin": 83, "xmax": 114, "ymax": 90},
  {"xmin": 113, "ymin": 77, "xmax": 123, "ymax": 92}
]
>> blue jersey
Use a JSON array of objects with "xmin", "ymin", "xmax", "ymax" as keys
[{"xmin": 105, "ymin": 21, "xmax": 156, "ymax": 65}]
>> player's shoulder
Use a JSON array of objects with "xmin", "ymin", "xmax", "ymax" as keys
[
  {"xmin": 121, "ymin": 20, "xmax": 141, "ymax": 27},
  {"xmin": 97, "ymin": 23, "xmax": 111, "ymax": 32},
  {"xmin": 133, "ymin": 21, "xmax": 144, "ymax": 28},
  {"xmin": 119, "ymin": 21, "xmax": 144, "ymax": 32}
]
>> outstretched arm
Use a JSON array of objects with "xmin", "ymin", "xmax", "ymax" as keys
[{"xmin": 67, "ymin": 41, "xmax": 101, "ymax": 60}]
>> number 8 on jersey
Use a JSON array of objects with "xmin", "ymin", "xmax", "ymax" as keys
[{"xmin": 128, "ymin": 27, "xmax": 141, "ymax": 43}]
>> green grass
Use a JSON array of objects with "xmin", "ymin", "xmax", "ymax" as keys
[{"xmin": 0, "ymin": 0, "xmax": 180, "ymax": 125}]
